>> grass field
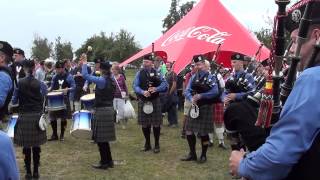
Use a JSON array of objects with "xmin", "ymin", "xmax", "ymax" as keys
[{"xmin": 10, "ymin": 69, "xmax": 232, "ymax": 180}]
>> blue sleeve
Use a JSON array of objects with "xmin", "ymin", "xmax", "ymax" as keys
[
  {"xmin": 0, "ymin": 132, "xmax": 19, "ymax": 180},
  {"xmin": 155, "ymin": 74, "xmax": 168, "ymax": 93},
  {"xmin": 199, "ymin": 74, "xmax": 219, "ymax": 99},
  {"xmin": 82, "ymin": 64, "xmax": 106, "ymax": 89},
  {"xmin": 50, "ymin": 75, "xmax": 56, "ymax": 90},
  {"xmin": 11, "ymin": 86, "xmax": 18, "ymax": 105},
  {"xmin": 235, "ymin": 73, "xmax": 256, "ymax": 101},
  {"xmin": 40, "ymin": 81, "xmax": 48, "ymax": 97},
  {"xmin": 238, "ymin": 69, "xmax": 320, "ymax": 180},
  {"xmin": 184, "ymin": 75, "xmax": 194, "ymax": 102},
  {"xmin": 66, "ymin": 74, "xmax": 76, "ymax": 100},
  {"xmin": 133, "ymin": 71, "xmax": 144, "ymax": 95},
  {"xmin": 0, "ymin": 72, "xmax": 12, "ymax": 108}
]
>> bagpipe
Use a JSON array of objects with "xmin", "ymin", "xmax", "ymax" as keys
[
  {"xmin": 255, "ymin": 0, "xmax": 317, "ymax": 130},
  {"xmin": 225, "ymin": 44, "xmax": 264, "ymax": 94}
]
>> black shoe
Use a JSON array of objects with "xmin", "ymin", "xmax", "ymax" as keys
[
  {"xmin": 60, "ymin": 135, "xmax": 65, "ymax": 141},
  {"xmin": 25, "ymin": 173, "xmax": 32, "ymax": 179},
  {"xmin": 153, "ymin": 146, "xmax": 160, "ymax": 154},
  {"xmin": 208, "ymin": 141, "xmax": 213, "ymax": 147},
  {"xmin": 33, "ymin": 172, "xmax": 39, "ymax": 179},
  {"xmin": 180, "ymin": 153, "xmax": 197, "ymax": 161},
  {"xmin": 92, "ymin": 163, "xmax": 109, "ymax": 170},
  {"xmin": 48, "ymin": 135, "xmax": 58, "ymax": 141},
  {"xmin": 218, "ymin": 143, "xmax": 228, "ymax": 150},
  {"xmin": 198, "ymin": 156, "xmax": 207, "ymax": 164},
  {"xmin": 107, "ymin": 161, "xmax": 114, "ymax": 168},
  {"xmin": 141, "ymin": 145, "xmax": 152, "ymax": 152}
]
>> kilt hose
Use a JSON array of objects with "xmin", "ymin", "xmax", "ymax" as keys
[
  {"xmin": 186, "ymin": 104, "xmax": 214, "ymax": 134},
  {"xmin": 14, "ymin": 112, "xmax": 47, "ymax": 147},
  {"xmin": 137, "ymin": 98, "xmax": 162, "ymax": 127},
  {"xmin": 213, "ymin": 102, "xmax": 224, "ymax": 125},
  {"xmin": 92, "ymin": 107, "xmax": 116, "ymax": 143}
]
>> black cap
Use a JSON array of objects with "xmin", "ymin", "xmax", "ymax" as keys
[
  {"xmin": 231, "ymin": 53, "xmax": 245, "ymax": 61},
  {"xmin": 23, "ymin": 59, "xmax": 35, "ymax": 69},
  {"xmin": 143, "ymin": 54, "xmax": 154, "ymax": 61},
  {"xmin": 0, "ymin": 41, "xmax": 13, "ymax": 57},
  {"xmin": 285, "ymin": 1, "xmax": 320, "ymax": 33},
  {"xmin": 55, "ymin": 60, "xmax": 64, "ymax": 68},
  {"xmin": 192, "ymin": 55, "xmax": 205, "ymax": 63},
  {"xmin": 13, "ymin": 48, "xmax": 25, "ymax": 56},
  {"xmin": 100, "ymin": 61, "xmax": 112, "ymax": 70}
]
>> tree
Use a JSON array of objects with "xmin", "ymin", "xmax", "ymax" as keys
[
  {"xmin": 54, "ymin": 36, "xmax": 73, "ymax": 60},
  {"xmin": 254, "ymin": 27, "xmax": 273, "ymax": 49},
  {"xmin": 162, "ymin": 0, "xmax": 195, "ymax": 33},
  {"xmin": 31, "ymin": 34, "xmax": 53, "ymax": 60},
  {"xmin": 75, "ymin": 30, "xmax": 141, "ymax": 63}
]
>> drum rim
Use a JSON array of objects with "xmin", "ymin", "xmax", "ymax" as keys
[
  {"xmin": 72, "ymin": 110, "xmax": 92, "ymax": 115},
  {"xmin": 48, "ymin": 91, "xmax": 64, "ymax": 96},
  {"xmin": 80, "ymin": 93, "xmax": 95, "ymax": 101}
]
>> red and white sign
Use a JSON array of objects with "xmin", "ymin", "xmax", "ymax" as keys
[{"xmin": 120, "ymin": 0, "xmax": 270, "ymax": 73}]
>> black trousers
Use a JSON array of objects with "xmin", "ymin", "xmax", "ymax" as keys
[{"xmin": 97, "ymin": 142, "xmax": 113, "ymax": 164}]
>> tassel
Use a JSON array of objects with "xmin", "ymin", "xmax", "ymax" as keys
[{"xmin": 256, "ymin": 76, "xmax": 274, "ymax": 128}]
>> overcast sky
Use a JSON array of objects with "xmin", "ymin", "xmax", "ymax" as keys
[{"xmin": 1, "ymin": 0, "xmax": 294, "ymax": 58}]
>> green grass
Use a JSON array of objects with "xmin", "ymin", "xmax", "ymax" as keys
[{"xmin": 11, "ymin": 69, "xmax": 231, "ymax": 180}]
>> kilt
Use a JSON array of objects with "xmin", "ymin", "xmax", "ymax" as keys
[
  {"xmin": 213, "ymin": 102, "xmax": 224, "ymax": 124},
  {"xmin": 92, "ymin": 107, "xmax": 116, "ymax": 143},
  {"xmin": 14, "ymin": 112, "xmax": 47, "ymax": 147},
  {"xmin": 186, "ymin": 104, "xmax": 214, "ymax": 134},
  {"xmin": 137, "ymin": 98, "xmax": 162, "ymax": 126}
]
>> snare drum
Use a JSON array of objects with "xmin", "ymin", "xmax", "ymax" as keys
[
  {"xmin": 80, "ymin": 94, "xmax": 95, "ymax": 110},
  {"xmin": 70, "ymin": 110, "xmax": 92, "ymax": 139},
  {"xmin": 47, "ymin": 91, "xmax": 65, "ymax": 111},
  {"xmin": 6, "ymin": 115, "xmax": 18, "ymax": 138}
]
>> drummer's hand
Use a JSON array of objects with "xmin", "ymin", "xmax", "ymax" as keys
[
  {"xmin": 82, "ymin": 85, "xmax": 88, "ymax": 92},
  {"xmin": 148, "ymin": 87, "xmax": 157, "ymax": 93},
  {"xmin": 229, "ymin": 149, "xmax": 245, "ymax": 177},
  {"xmin": 143, "ymin": 91, "xmax": 151, "ymax": 97},
  {"xmin": 80, "ymin": 53, "xmax": 87, "ymax": 64},
  {"xmin": 62, "ymin": 88, "xmax": 68, "ymax": 95}
]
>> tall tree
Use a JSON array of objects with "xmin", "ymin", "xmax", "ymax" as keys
[
  {"xmin": 75, "ymin": 30, "xmax": 141, "ymax": 63},
  {"xmin": 54, "ymin": 36, "xmax": 73, "ymax": 60},
  {"xmin": 31, "ymin": 34, "xmax": 53, "ymax": 60},
  {"xmin": 162, "ymin": 0, "xmax": 195, "ymax": 33}
]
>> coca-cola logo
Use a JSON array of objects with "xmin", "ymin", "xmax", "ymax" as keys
[{"xmin": 161, "ymin": 26, "xmax": 232, "ymax": 47}]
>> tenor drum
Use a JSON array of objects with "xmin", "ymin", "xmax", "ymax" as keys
[
  {"xmin": 80, "ymin": 94, "xmax": 95, "ymax": 110},
  {"xmin": 70, "ymin": 110, "xmax": 92, "ymax": 139},
  {"xmin": 6, "ymin": 115, "xmax": 18, "ymax": 138},
  {"xmin": 47, "ymin": 91, "xmax": 65, "ymax": 111}
]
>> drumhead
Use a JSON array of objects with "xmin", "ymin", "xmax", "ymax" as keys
[
  {"xmin": 48, "ymin": 91, "xmax": 63, "ymax": 96},
  {"xmin": 80, "ymin": 94, "xmax": 95, "ymax": 101}
]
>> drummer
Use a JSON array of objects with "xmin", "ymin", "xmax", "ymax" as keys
[
  {"xmin": 48, "ymin": 60, "xmax": 75, "ymax": 141},
  {"xmin": 81, "ymin": 54, "xmax": 116, "ymax": 170},
  {"xmin": 11, "ymin": 59, "xmax": 47, "ymax": 179}
]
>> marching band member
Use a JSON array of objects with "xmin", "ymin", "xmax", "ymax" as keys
[
  {"xmin": 81, "ymin": 54, "xmax": 116, "ymax": 169},
  {"xmin": 224, "ymin": 53, "xmax": 255, "ymax": 105},
  {"xmin": 133, "ymin": 54, "xmax": 168, "ymax": 153},
  {"xmin": 12, "ymin": 60, "xmax": 47, "ymax": 179},
  {"xmin": 48, "ymin": 60, "xmax": 75, "ymax": 141},
  {"xmin": 229, "ymin": 1, "xmax": 320, "ymax": 179},
  {"xmin": 181, "ymin": 55, "xmax": 219, "ymax": 163}
]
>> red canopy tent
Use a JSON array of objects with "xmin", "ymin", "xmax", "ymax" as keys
[{"xmin": 119, "ymin": 0, "xmax": 270, "ymax": 73}]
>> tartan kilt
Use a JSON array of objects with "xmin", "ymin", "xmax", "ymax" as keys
[
  {"xmin": 14, "ymin": 112, "xmax": 47, "ymax": 147},
  {"xmin": 186, "ymin": 104, "xmax": 214, "ymax": 134},
  {"xmin": 137, "ymin": 98, "xmax": 162, "ymax": 126},
  {"xmin": 213, "ymin": 102, "xmax": 224, "ymax": 124},
  {"xmin": 92, "ymin": 107, "xmax": 116, "ymax": 143},
  {"xmin": 49, "ymin": 109, "xmax": 68, "ymax": 121}
]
